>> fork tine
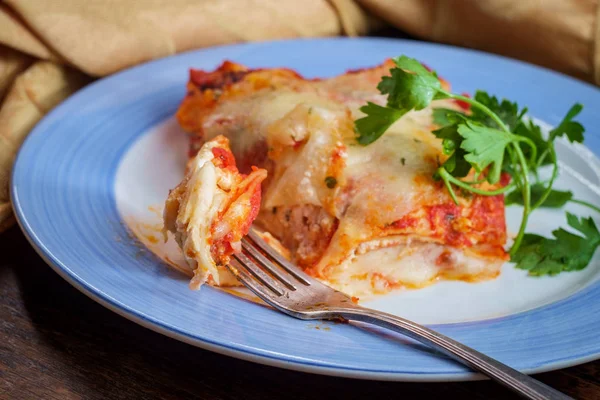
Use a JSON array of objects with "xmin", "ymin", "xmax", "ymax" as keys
[
  {"xmin": 227, "ymin": 259, "xmax": 281, "ymax": 303},
  {"xmin": 242, "ymin": 240, "xmax": 297, "ymax": 291},
  {"xmin": 232, "ymin": 253, "xmax": 285, "ymax": 296},
  {"xmin": 246, "ymin": 230, "xmax": 312, "ymax": 286}
]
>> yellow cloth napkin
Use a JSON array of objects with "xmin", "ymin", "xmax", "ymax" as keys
[
  {"xmin": 361, "ymin": 0, "xmax": 600, "ymax": 83},
  {"xmin": 1, "ymin": 0, "xmax": 599, "ymax": 232},
  {"xmin": 0, "ymin": 0, "xmax": 372, "ymax": 231}
]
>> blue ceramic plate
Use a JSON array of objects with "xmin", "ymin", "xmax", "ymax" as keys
[{"xmin": 11, "ymin": 38, "xmax": 600, "ymax": 381}]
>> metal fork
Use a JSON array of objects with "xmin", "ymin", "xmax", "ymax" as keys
[{"xmin": 227, "ymin": 230, "xmax": 572, "ymax": 400}]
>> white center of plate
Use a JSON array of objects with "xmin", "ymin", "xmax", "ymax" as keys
[{"xmin": 115, "ymin": 117, "xmax": 600, "ymax": 325}]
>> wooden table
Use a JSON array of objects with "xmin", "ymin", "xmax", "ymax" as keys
[{"xmin": 1, "ymin": 225, "xmax": 598, "ymax": 399}]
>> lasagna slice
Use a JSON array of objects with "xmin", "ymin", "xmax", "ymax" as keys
[
  {"xmin": 163, "ymin": 135, "xmax": 267, "ymax": 289},
  {"xmin": 167, "ymin": 60, "xmax": 508, "ymax": 296}
]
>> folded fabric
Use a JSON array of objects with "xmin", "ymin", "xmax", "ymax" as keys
[
  {"xmin": 0, "ymin": 61, "xmax": 89, "ymax": 231},
  {"xmin": 361, "ymin": 0, "xmax": 600, "ymax": 83},
  {"xmin": 0, "ymin": 0, "xmax": 371, "ymax": 232},
  {"xmin": 0, "ymin": 0, "xmax": 599, "ymax": 232}
]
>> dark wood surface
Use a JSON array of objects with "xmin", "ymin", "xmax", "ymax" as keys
[{"xmin": 1, "ymin": 225, "xmax": 599, "ymax": 399}]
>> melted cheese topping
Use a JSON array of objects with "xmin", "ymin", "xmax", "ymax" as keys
[
  {"xmin": 173, "ymin": 61, "xmax": 508, "ymax": 296},
  {"xmin": 264, "ymin": 102, "xmax": 348, "ymax": 215}
]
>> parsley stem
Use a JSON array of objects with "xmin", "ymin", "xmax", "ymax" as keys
[
  {"xmin": 440, "ymin": 171, "xmax": 460, "ymax": 204},
  {"xmin": 507, "ymin": 148, "xmax": 522, "ymax": 189},
  {"xmin": 439, "ymin": 90, "xmax": 511, "ymax": 133},
  {"xmin": 461, "ymin": 177, "xmax": 488, "ymax": 185},
  {"xmin": 514, "ymin": 136, "xmax": 538, "ymax": 168},
  {"xmin": 509, "ymin": 143, "xmax": 532, "ymax": 255},
  {"xmin": 531, "ymin": 144, "xmax": 558, "ymax": 210},
  {"xmin": 536, "ymin": 149, "xmax": 550, "ymax": 169},
  {"xmin": 570, "ymin": 199, "xmax": 600, "ymax": 214},
  {"xmin": 437, "ymin": 168, "xmax": 515, "ymax": 197}
]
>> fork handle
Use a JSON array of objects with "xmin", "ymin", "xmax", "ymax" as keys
[{"xmin": 337, "ymin": 308, "xmax": 572, "ymax": 400}]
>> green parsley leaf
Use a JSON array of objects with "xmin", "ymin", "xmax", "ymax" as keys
[
  {"xmin": 355, "ymin": 102, "xmax": 405, "ymax": 145},
  {"xmin": 432, "ymin": 124, "xmax": 471, "ymax": 178},
  {"xmin": 433, "ymin": 124, "xmax": 462, "ymax": 154},
  {"xmin": 432, "ymin": 108, "xmax": 465, "ymax": 127},
  {"xmin": 505, "ymin": 183, "xmax": 573, "ymax": 208},
  {"xmin": 356, "ymin": 56, "xmax": 445, "ymax": 145},
  {"xmin": 442, "ymin": 149, "xmax": 471, "ymax": 178},
  {"xmin": 470, "ymin": 91, "xmax": 524, "ymax": 130},
  {"xmin": 378, "ymin": 56, "xmax": 441, "ymax": 111},
  {"xmin": 510, "ymin": 234, "xmax": 549, "ymax": 273},
  {"xmin": 566, "ymin": 212, "xmax": 599, "ymax": 238},
  {"xmin": 549, "ymin": 103, "xmax": 584, "ymax": 143},
  {"xmin": 512, "ymin": 213, "xmax": 600, "ymax": 276},
  {"xmin": 458, "ymin": 121, "xmax": 515, "ymax": 184}
]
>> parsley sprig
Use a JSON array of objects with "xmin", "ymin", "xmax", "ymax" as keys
[
  {"xmin": 512, "ymin": 213, "xmax": 600, "ymax": 276},
  {"xmin": 355, "ymin": 55, "xmax": 599, "ymax": 274}
]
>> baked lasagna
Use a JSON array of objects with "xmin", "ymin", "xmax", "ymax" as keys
[{"xmin": 164, "ymin": 60, "xmax": 508, "ymax": 297}]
